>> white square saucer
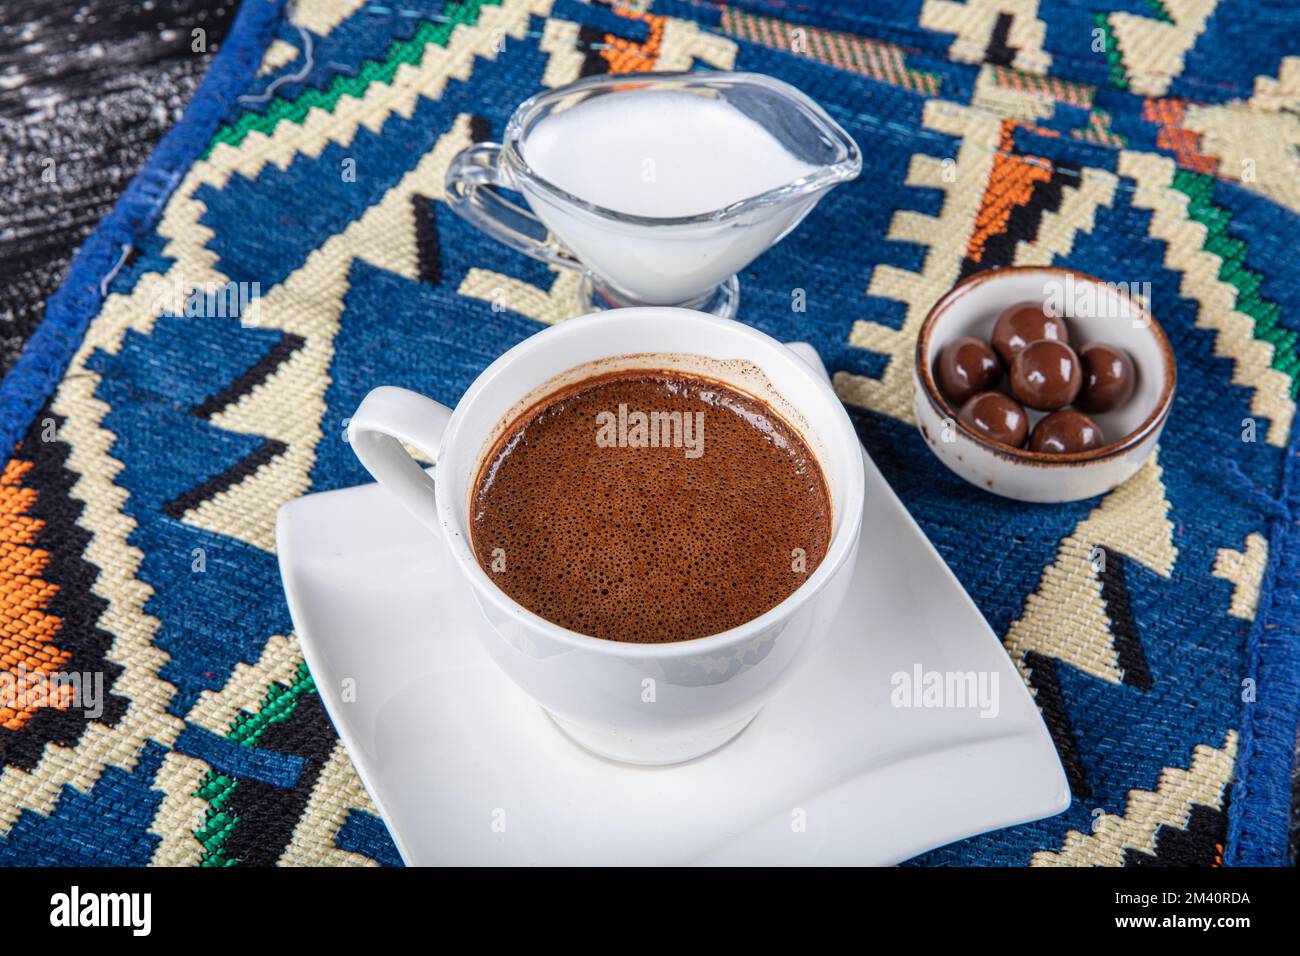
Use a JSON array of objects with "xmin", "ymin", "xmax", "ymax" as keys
[{"xmin": 276, "ymin": 344, "xmax": 1069, "ymax": 865}]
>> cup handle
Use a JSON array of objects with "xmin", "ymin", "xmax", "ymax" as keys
[
  {"xmin": 348, "ymin": 387, "xmax": 453, "ymax": 535},
  {"xmin": 444, "ymin": 142, "xmax": 583, "ymax": 271}
]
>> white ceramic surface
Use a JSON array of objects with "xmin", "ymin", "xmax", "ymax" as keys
[
  {"xmin": 276, "ymin": 343, "xmax": 1070, "ymax": 866},
  {"xmin": 347, "ymin": 309, "xmax": 865, "ymax": 765},
  {"xmin": 914, "ymin": 267, "xmax": 1175, "ymax": 502}
]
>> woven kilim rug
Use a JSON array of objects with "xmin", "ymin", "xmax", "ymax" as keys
[{"xmin": 1, "ymin": 0, "xmax": 1297, "ymax": 866}]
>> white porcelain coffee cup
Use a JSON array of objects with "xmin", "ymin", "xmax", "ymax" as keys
[{"xmin": 347, "ymin": 308, "xmax": 864, "ymax": 765}]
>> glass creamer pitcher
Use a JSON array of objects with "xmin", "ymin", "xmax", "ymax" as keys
[{"xmin": 444, "ymin": 72, "xmax": 861, "ymax": 318}]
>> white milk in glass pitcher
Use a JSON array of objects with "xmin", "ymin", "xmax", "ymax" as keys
[{"xmin": 445, "ymin": 72, "xmax": 861, "ymax": 318}]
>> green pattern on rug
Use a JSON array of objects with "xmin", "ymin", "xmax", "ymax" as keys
[
  {"xmin": 193, "ymin": 663, "xmax": 317, "ymax": 867},
  {"xmin": 202, "ymin": 0, "xmax": 500, "ymax": 159},
  {"xmin": 1093, "ymin": 13, "xmax": 1129, "ymax": 91},
  {"xmin": 1171, "ymin": 169, "xmax": 1300, "ymax": 396}
]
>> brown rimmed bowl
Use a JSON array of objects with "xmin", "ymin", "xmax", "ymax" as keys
[{"xmin": 913, "ymin": 266, "xmax": 1176, "ymax": 503}]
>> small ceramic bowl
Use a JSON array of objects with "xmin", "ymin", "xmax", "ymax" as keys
[{"xmin": 914, "ymin": 266, "xmax": 1176, "ymax": 503}]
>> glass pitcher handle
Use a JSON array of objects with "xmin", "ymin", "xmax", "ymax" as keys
[{"xmin": 444, "ymin": 142, "xmax": 583, "ymax": 271}]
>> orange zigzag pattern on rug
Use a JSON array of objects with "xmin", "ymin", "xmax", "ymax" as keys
[
  {"xmin": 965, "ymin": 121, "xmax": 1053, "ymax": 266},
  {"xmin": 1144, "ymin": 97, "xmax": 1219, "ymax": 175},
  {"xmin": 0, "ymin": 457, "xmax": 73, "ymax": 731},
  {"xmin": 600, "ymin": 5, "xmax": 665, "ymax": 73}
]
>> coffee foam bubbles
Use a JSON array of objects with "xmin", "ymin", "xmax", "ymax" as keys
[{"xmin": 470, "ymin": 373, "xmax": 831, "ymax": 643}]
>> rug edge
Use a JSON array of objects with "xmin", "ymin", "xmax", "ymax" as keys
[{"xmin": 1225, "ymin": 424, "xmax": 1300, "ymax": 866}]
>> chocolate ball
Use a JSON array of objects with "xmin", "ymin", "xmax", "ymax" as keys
[
  {"xmin": 958, "ymin": 391, "xmax": 1029, "ymax": 448},
  {"xmin": 1076, "ymin": 342, "xmax": 1136, "ymax": 413},
  {"xmin": 1009, "ymin": 339, "xmax": 1082, "ymax": 411},
  {"xmin": 936, "ymin": 336, "xmax": 1002, "ymax": 405},
  {"xmin": 1029, "ymin": 410, "xmax": 1104, "ymax": 454},
  {"xmin": 991, "ymin": 302, "xmax": 1070, "ymax": 367}
]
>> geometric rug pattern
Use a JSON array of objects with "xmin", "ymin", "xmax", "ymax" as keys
[{"xmin": 1, "ymin": 0, "xmax": 1297, "ymax": 865}]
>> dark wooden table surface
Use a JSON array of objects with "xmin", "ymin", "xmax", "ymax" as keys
[{"xmin": 0, "ymin": 0, "xmax": 236, "ymax": 378}]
